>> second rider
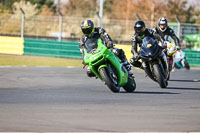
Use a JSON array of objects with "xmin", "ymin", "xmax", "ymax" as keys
[{"xmin": 130, "ymin": 20, "xmax": 167, "ymax": 69}]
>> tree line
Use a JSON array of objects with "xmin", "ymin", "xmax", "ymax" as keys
[{"xmin": 0, "ymin": 0, "xmax": 200, "ymax": 23}]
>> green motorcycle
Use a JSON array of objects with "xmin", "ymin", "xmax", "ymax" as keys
[{"xmin": 83, "ymin": 37, "xmax": 136, "ymax": 93}]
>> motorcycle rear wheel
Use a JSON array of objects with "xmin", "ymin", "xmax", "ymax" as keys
[
  {"xmin": 99, "ymin": 67, "xmax": 120, "ymax": 93},
  {"xmin": 123, "ymin": 76, "xmax": 136, "ymax": 92}
]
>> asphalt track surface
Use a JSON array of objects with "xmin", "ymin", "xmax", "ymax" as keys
[{"xmin": 0, "ymin": 66, "xmax": 200, "ymax": 132}]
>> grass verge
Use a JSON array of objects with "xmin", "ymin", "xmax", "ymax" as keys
[{"xmin": 0, "ymin": 54, "xmax": 82, "ymax": 67}]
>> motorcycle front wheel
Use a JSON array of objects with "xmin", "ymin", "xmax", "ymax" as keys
[
  {"xmin": 153, "ymin": 64, "xmax": 167, "ymax": 88},
  {"xmin": 185, "ymin": 60, "xmax": 190, "ymax": 70},
  {"xmin": 99, "ymin": 67, "xmax": 120, "ymax": 93}
]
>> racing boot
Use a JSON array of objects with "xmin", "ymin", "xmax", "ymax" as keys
[
  {"xmin": 86, "ymin": 67, "xmax": 96, "ymax": 77},
  {"xmin": 112, "ymin": 48, "xmax": 131, "ymax": 71},
  {"xmin": 122, "ymin": 58, "xmax": 131, "ymax": 71},
  {"xmin": 130, "ymin": 57, "xmax": 143, "ymax": 70},
  {"xmin": 123, "ymin": 60, "xmax": 133, "ymax": 76}
]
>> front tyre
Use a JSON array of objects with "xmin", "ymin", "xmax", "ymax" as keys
[
  {"xmin": 123, "ymin": 76, "xmax": 136, "ymax": 92},
  {"xmin": 153, "ymin": 64, "xmax": 167, "ymax": 88},
  {"xmin": 99, "ymin": 67, "xmax": 120, "ymax": 93},
  {"xmin": 185, "ymin": 60, "xmax": 190, "ymax": 70}
]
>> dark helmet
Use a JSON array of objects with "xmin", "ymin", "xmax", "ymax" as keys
[
  {"xmin": 134, "ymin": 20, "xmax": 146, "ymax": 36},
  {"xmin": 158, "ymin": 17, "xmax": 168, "ymax": 32},
  {"xmin": 81, "ymin": 19, "xmax": 94, "ymax": 37}
]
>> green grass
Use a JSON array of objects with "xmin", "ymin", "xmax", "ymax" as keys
[{"xmin": 0, "ymin": 54, "xmax": 83, "ymax": 67}]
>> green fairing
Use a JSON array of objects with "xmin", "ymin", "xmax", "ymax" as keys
[
  {"xmin": 105, "ymin": 51, "xmax": 128, "ymax": 86},
  {"xmin": 83, "ymin": 39, "xmax": 128, "ymax": 86}
]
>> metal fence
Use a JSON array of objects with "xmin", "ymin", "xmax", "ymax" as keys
[{"xmin": 0, "ymin": 13, "xmax": 200, "ymax": 45}]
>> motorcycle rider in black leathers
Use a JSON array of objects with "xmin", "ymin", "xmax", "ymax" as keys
[
  {"xmin": 154, "ymin": 17, "xmax": 181, "ymax": 50},
  {"xmin": 79, "ymin": 19, "xmax": 131, "ymax": 77},
  {"xmin": 154, "ymin": 17, "xmax": 181, "ymax": 71},
  {"xmin": 130, "ymin": 20, "xmax": 167, "ymax": 70}
]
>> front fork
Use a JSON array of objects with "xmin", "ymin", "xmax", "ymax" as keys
[
  {"xmin": 160, "ymin": 51, "xmax": 169, "ymax": 78},
  {"xmin": 167, "ymin": 55, "xmax": 174, "ymax": 72},
  {"xmin": 142, "ymin": 61, "xmax": 157, "ymax": 82}
]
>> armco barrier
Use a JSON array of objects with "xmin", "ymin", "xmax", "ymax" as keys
[
  {"xmin": 23, "ymin": 39, "xmax": 132, "ymax": 60},
  {"xmin": 24, "ymin": 38, "xmax": 81, "ymax": 58},
  {"xmin": 0, "ymin": 36, "xmax": 24, "ymax": 55},
  {"xmin": 0, "ymin": 36, "xmax": 199, "ymax": 66},
  {"xmin": 184, "ymin": 50, "xmax": 200, "ymax": 66}
]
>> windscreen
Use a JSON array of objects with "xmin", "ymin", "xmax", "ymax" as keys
[
  {"xmin": 85, "ymin": 38, "xmax": 98, "ymax": 53},
  {"xmin": 142, "ymin": 37, "xmax": 156, "ymax": 47}
]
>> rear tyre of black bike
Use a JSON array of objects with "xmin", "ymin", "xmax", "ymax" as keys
[{"xmin": 99, "ymin": 67, "xmax": 120, "ymax": 93}]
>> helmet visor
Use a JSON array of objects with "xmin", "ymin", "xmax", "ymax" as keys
[
  {"xmin": 81, "ymin": 27, "xmax": 93, "ymax": 35},
  {"xmin": 135, "ymin": 27, "xmax": 143, "ymax": 33},
  {"xmin": 135, "ymin": 27, "xmax": 145, "ymax": 35},
  {"xmin": 159, "ymin": 24, "xmax": 167, "ymax": 30}
]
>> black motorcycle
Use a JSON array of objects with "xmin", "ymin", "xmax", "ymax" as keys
[{"xmin": 138, "ymin": 37, "xmax": 169, "ymax": 88}]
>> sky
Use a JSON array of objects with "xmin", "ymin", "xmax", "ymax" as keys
[
  {"xmin": 53, "ymin": 0, "xmax": 199, "ymax": 8},
  {"xmin": 54, "ymin": 0, "xmax": 68, "ymax": 4},
  {"xmin": 187, "ymin": 0, "xmax": 198, "ymax": 5}
]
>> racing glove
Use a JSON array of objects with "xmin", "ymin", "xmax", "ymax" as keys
[{"xmin": 133, "ymin": 52, "xmax": 139, "ymax": 59}]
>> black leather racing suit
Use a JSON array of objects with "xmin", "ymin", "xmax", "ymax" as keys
[
  {"xmin": 130, "ymin": 28, "xmax": 164, "ymax": 68},
  {"xmin": 154, "ymin": 26, "xmax": 181, "ymax": 71},
  {"xmin": 79, "ymin": 27, "xmax": 130, "ymax": 77},
  {"xmin": 79, "ymin": 27, "xmax": 113, "ymax": 55},
  {"xmin": 154, "ymin": 26, "xmax": 181, "ymax": 48}
]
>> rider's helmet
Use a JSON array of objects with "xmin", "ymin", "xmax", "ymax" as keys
[
  {"xmin": 134, "ymin": 20, "xmax": 146, "ymax": 38},
  {"xmin": 158, "ymin": 17, "xmax": 168, "ymax": 32},
  {"xmin": 81, "ymin": 19, "xmax": 95, "ymax": 38}
]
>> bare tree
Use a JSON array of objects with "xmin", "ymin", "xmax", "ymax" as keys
[{"xmin": 63, "ymin": 0, "xmax": 97, "ymax": 17}]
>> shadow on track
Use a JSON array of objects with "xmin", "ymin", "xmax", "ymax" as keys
[
  {"xmin": 166, "ymin": 87, "xmax": 200, "ymax": 91},
  {"xmin": 169, "ymin": 79, "xmax": 200, "ymax": 82},
  {"xmin": 120, "ymin": 91, "xmax": 180, "ymax": 94}
]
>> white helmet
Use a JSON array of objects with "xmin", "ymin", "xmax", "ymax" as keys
[{"xmin": 158, "ymin": 17, "xmax": 168, "ymax": 32}]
